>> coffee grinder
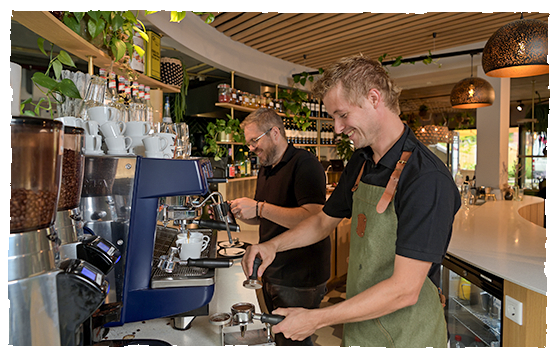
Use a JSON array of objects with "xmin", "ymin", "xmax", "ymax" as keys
[
  {"xmin": 54, "ymin": 122, "xmax": 120, "ymax": 274},
  {"xmin": 9, "ymin": 117, "xmax": 109, "ymax": 345},
  {"xmin": 81, "ymin": 156, "xmax": 239, "ymax": 328}
]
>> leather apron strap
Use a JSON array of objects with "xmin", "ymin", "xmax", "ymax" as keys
[{"xmin": 350, "ymin": 151, "xmax": 413, "ymax": 213}]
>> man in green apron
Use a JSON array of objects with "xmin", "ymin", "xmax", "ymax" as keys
[{"xmin": 241, "ymin": 54, "xmax": 461, "ymax": 347}]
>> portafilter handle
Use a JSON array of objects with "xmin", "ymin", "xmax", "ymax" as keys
[{"xmin": 253, "ymin": 313, "xmax": 285, "ymax": 325}]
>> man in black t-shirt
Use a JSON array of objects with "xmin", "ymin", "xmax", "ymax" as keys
[
  {"xmin": 241, "ymin": 55, "xmax": 461, "ymax": 347},
  {"xmin": 229, "ymin": 108, "xmax": 330, "ymax": 346}
]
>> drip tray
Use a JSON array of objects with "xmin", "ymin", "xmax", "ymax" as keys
[{"xmin": 150, "ymin": 226, "xmax": 217, "ymax": 289}]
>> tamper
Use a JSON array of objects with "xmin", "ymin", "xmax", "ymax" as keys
[{"xmin": 243, "ymin": 256, "xmax": 263, "ymax": 289}]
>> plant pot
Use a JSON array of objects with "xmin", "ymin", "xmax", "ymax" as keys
[{"xmin": 218, "ymin": 131, "xmax": 232, "ymax": 142}]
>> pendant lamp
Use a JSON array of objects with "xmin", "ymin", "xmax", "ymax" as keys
[
  {"xmin": 482, "ymin": 14, "xmax": 548, "ymax": 78},
  {"xmin": 450, "ymin": 54, "xmax": 495, "ymax": 109}
]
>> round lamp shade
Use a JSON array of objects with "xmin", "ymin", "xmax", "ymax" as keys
[
  {"xmin": 450, "ymin": 77, "xmax": 495, "ymax": 109},
  {"xmin": 482, "ymin": 18, "xmax": 548, "ymax": 78}
]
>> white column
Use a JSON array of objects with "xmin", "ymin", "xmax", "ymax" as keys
[{"xmin": 475, "ymin": 65, "xmax": 510, "ymax": 193}]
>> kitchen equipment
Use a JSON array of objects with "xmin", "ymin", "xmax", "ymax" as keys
[
  {"xmin": 9, "ymin": 116, "xmax": 109, "ymax": 346},
  {"xmin": 210, "ymin": 302, "xmax": 285, "ymax": 345},
  {"xmin": 80, "ymin": 155, "xmax": 238, "ymax": 327},
  {"xmin": 243, "ymin": 256, "xmax": 263, "ymax": 289},
  {"xmin": 441, "ymin": 254, "xmax": 503, "ymax": 347},
  {"xmin": 54, "ymin": 121, "xmax": 121, "ymax": 275}
]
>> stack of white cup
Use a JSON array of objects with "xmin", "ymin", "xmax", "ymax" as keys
[
  {"xmin": 142, "ymin": 134, "xmax": 171, "ymax": 158},
  {"xmin": 124, "ymin": 121, "xmax": 151, "ymax": 156},
  {"xmin": 87, "ymin": 105, "xmax": 132, "ymax": 156},
  {"xmin": 58, "ymin": 115, "xmax": 103, "ymax": 156}
]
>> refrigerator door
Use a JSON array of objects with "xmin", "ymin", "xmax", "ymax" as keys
[{"xmin": 442, "ymin": 254, "xmax": 503, "ymax": 347}]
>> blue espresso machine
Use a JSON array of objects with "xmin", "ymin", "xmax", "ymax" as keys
[{"xmin": 80, "ymin": 156, "xmax": 234, "ymax": 327}]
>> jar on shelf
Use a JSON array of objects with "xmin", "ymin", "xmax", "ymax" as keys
[
  {"xmin": 231, "ymin": 88, "xmax": 238, "ymax": 104},
  {"xmin": 218, "ymin": 84, "xmax": 232, "ymax": 103}
]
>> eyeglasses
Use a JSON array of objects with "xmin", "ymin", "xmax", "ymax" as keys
[{"xmin": 246, "ymin": 127, "xmax": 273, "ymax": 147}]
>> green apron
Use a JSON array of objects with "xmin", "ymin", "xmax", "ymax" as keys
[{"xmin": 341, "ymin": 180, "xmax": 447, "ymax": 347}]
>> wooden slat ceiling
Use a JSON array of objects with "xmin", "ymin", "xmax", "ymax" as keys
[
  {"xmin": 199, "ymin": 12, "xmax": 549, "ymax": 115},
  {"xmin": 203, "ymin": 12, "xmax": 549, "ymax": 70}
]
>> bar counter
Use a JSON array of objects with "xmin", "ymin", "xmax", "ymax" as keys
[
  {"xmin": 448, "ymin": 196, "xmax": 546, "ymax": 295},
  {"xmin": 103, "ymin": 230, "xmax": 263, "ymax": 346}
]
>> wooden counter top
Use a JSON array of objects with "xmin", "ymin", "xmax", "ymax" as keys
[{"xmin": 448, "ymin": 196, "xmax": 546, "ymax": 295}]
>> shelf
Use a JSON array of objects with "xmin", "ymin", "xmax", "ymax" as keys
[
  {"xmin": 449, "ymin": 296, "xmax": 501, "ymax": 346},
  {"xmin": 214, "ymin": 102, "xmax": 332, "ymax": 121},
  {"xmin": 12, "ymin": 11, "xmax": 180, "ymax": 93}
]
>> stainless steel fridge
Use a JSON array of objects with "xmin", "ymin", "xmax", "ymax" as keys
[{"xmin": 441, "ymin": 254, "xmax": 503, "ymax": 347}]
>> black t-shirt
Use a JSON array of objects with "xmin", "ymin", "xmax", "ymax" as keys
[
  {"xmin": 323, "ymin": 125, "xmax": 461, "ymax": 284},
  {"xmin": 255, "ymin": 144, "xmax": 331, "ymax": 287}
]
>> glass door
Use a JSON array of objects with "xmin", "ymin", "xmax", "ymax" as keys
[{"xmin": 442, "ymin": 255, "xmax": 503, "ymax": 347}]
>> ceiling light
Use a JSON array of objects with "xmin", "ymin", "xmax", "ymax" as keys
[
  {"xmin": 482, "ymin": 14, "xmax": 548, "ymax": 78},
  {"xmin": 517, "ymin": 101, "xmax": 525, "ymax": 112},
  {"xmin": 450, "ymin": 54, "xmax": 495, "ymax": 109}
]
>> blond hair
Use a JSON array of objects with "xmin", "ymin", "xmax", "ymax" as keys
[{"xmin": 312, "ymin": 54, "xmax": 401, "ymax": 115}]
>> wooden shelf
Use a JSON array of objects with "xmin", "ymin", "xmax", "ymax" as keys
[
  {"xmin": 12, "ymin": 11, "xmax": 180, "ymax": 93},
  {"xmin": 214, "ymin": 102, "xmax": 332, "ymax": 121}
]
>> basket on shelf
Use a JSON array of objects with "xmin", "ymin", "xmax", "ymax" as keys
[{"xmin": 160, "ymin": 57, "xmax": 183, "ymax": 86}]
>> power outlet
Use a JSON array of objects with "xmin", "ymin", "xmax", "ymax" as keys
[{"xmin": 505, "ymin": 295, "xmax": 523, "ymax": 326}]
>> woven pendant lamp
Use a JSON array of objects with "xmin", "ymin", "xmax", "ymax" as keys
[
  {"xmin": 482, "ymin": 14, "xmax": 548, "ymax": 78},
  {"xmin": 450, "ymin": 54, "xmax": 495, "ymax": 109}
]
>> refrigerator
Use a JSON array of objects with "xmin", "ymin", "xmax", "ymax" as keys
[{"xmin": 441, "ymin": 254, "xmax": 503, "ymax": 347}]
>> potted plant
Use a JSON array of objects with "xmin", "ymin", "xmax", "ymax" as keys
[
  {"xmin": 335, "ymin": 133, "xmax": 354, "ymax": 163},
  {"xmin": 203, "ymin": 114, "xmax": 243, "ymax": 161},
  {"xmin": 20, "ymin": 38, "xmax": 82, "ymax": 118}
]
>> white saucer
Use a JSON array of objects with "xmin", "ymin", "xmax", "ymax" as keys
[
  {"xmin": 107, "ymin": 150, "xmax": 131, "ymax": 156},
  {"xmin": 84, "ymin": 150, "xmax": 104, "ymax": 156}
]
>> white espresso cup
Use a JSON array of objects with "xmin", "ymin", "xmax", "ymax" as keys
[
  {"xmin": 87, "ymin": 106, "xmax": 119, "ymax": 125},
  {"xmin": 158, "ymin": 132, "xmax": 176, "ymax": 149},
  {"xmin": 84, "ymin": 120, "xmax": 100, "ymax": 136},
  {"xmin": 176, "ymin": 232, "xmax": 210, "ymax": 260},
  {"xmin": 125, "ymin": 121, "xmax": 150, "ymax": 137},
  {"xmin": 105, "ymin": 135, "xmax": 132, "ymax": 152},
  {"xmin": 143, "ymin": 135, "xmax": 168, "ymax": 153},
  {"xmin": 56, "ymin": 116, "xmax": 78, "ymax": 127},
  {"xmin": 84, "ymin": 134, "xmax": 102, "ymax": 152},
  {"xmin": 100, "ymin": 120, "xmax": 127, "ymax": 138}
]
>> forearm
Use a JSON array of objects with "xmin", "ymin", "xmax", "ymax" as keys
[
  {"xmin": 269, "ymin": 211, "xmax": 340, "ymax": 253},
  {"xmin": 259, "ymin": 202, "xmax": 322, "ymax": 229}
]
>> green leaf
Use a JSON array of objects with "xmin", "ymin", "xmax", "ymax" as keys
[
  {"xmin": 100, "ymin": 11, "xmax": 112, "ymax": 23},
  {"xmin": 57, "ymin": 79, "xmax": 82, "ymax": 99},
  {"xmin": 32, "ymin": 72, "xmax": 58, "ymax": 90},
  {"xmin": 308, "ymin": 76, "xmax": 313, "ymax": 82},
  {"xmin": 318, "ymin": 68, "xmax": 324, "ymax": 74},
  {"xmin": 293, "ymin": 74, "xmax": 301, "ymax": 83},
  {"xmin": 56, "ymin": 50, "xmax": 75, "ymax": 67},
  {"xmin": 112, "ymin": 38, "xmax": 127, "ymax": 61},
  {"xmin": 73, "ymin": 12, "xmax": 85, "ymax": 23},
  {"xmin": 22, "ymin": 110, "xmax": 36, "ymax": 117},
  {"xmin": 88, "ymin": 17, "xmax": 105, "ymax": 39},
  {"xmin": 112, "ymin": 14, "xmax": 124, "ymax": 31},
  {"xmin": 52, "ymin": 60, "xmax": 62, "ymax": 80},
  {"xmin": 122, "ymin": 11, "xmax": 138, "ymax": 24},
  {"xmin": 87, "ymin": 11, "xmax": 101, "ymax": 22},
  {"xmin": 62, "ymin": 14, "xmax": 81, "ymax": 34},
  {"xmin": 204, "ymin": 14, "xmax": 215, "ymax": 24},
  {"xmin": 37, "ymin": 38, "xmax": 47, "ymax": 57},
  {"xmin": 170, "ymin": 11, "xmax": 187, "ymax": 22},
  {"xmin": 391, "ymin": 56, "xmax": 402, "ymax": 67},
  {"xmin": 145, "ymin": 11, "xmax": 159, "ymax": 15}
]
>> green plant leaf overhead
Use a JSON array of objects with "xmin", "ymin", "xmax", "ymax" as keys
[
  {"xmin": 57, "ymin": 50, "xmax": 75, "ymax": 67},
  {"xmin": 37, "ymin": 38, "xmax": 47, "ymax": 57},
  {"xmin": 52, "ymin": 60, "xmax": 63, "ymax": 80},
  {"xmin": 32, "ymin": 72, "xmax": 58, "ymax": 90},
  {"xmin": 57, "ymin": 79, "xmax": 82, "ymax": 99}
]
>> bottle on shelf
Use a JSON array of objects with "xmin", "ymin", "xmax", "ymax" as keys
[
  {"xmin": 162, "ymin": 96, "xmax": 173, "ymax": 123},
  {"xmin": 105, "ymin": 71, "xmax": 119, "ymax": 106},
  {"xmin": 244, "ymin": 151, "xmax": 251, "ymax": 176},
  {"xmin": 144, "ymin": 86, "xmax": 154, "ymax": 124},
  {"xmin": 227, "ymin": 147, "xmax": 235, "ymax": 179},
  {"xmin": 453, "ymin": 335, "xmax": 466, "ymax": 348},
  {"xmin": 468, "ymin": 337, "xmax": 484, "ymax": 347}
]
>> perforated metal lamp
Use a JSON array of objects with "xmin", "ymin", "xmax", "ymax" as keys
[
  {"xmin": 450, "ymin": 54, "xmax": 495, "ymax": 109},
  {"xmin": 482, "ymin": 15, "xmax": 548, "ymax": 78}
]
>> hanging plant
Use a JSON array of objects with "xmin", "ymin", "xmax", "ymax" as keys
[{"xmin": 280, "ymin": 69, "xmax": 323, "ymax": 131}]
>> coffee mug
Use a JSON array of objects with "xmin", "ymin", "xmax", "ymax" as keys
[
  {"xmin": 84, "ymin": 120, "xmax": 100, "ymax": 136},
  {"xmin": 84, "ymin": 134, "xmax": 102, "ymax": 152},
  {"xmin": 143, "ymin": 135, "xmax": 168, "ymax": 152},
  {"xmin": 105, "ymin": 135, "xmax": 132, "ymax": 151},
  {"xmin": 100, "ymin": 120, "xmax": 127, "ymax": 138},
  {"xmin": 176, "ymin": 232, "xmax": 210, "ymax": 260},
  {"xmin": 125, "ymin": 121, "xmax": 150, "ymax": 137},
  {"xmin": 87, "ymin": 106, "xmax": 119, "ymax": 124},
  {"xmin": 158, "ymin": 132, "xmax": 176, "ymax": 149}
]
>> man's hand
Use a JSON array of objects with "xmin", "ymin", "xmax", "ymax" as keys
[
  {"xmin": 241, "ymin": 242, "xmax": 278, "ymax": 278},
  {"xmin": 270, "ymin": 307, "xmax": 320, "ymax": 342},
  {"xmin": 230, "ymin": 197, "xmax": 257, "ymax": 220}
]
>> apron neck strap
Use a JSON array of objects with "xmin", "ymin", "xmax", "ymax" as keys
[{"xmin": 376, "ymin": 151, "xmax": 412, "ymax": 214}]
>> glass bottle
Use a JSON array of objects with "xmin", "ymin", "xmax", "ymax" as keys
[
  {"xmin": 163, "ymin": 96, "xmax": 173, "ymax": 123},
  {"xmin": 144, "ymin": 86, "xmax": 154, "ymax": 125},
  {"xmin": 454, "ymin": 335, "xmax": 466, "ymax": 348}
]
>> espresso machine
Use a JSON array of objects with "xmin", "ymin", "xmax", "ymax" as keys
[
  {"xmin": 9, "ymin": 116, "xmax": 109, "ymax": 346},
  {"xmin": 80, "ymin": 155, "xmax": 239, "ymax": 329},
  {"xmin": 54, "ymin": 123, "xmax": 121, "ymax": 274}
]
